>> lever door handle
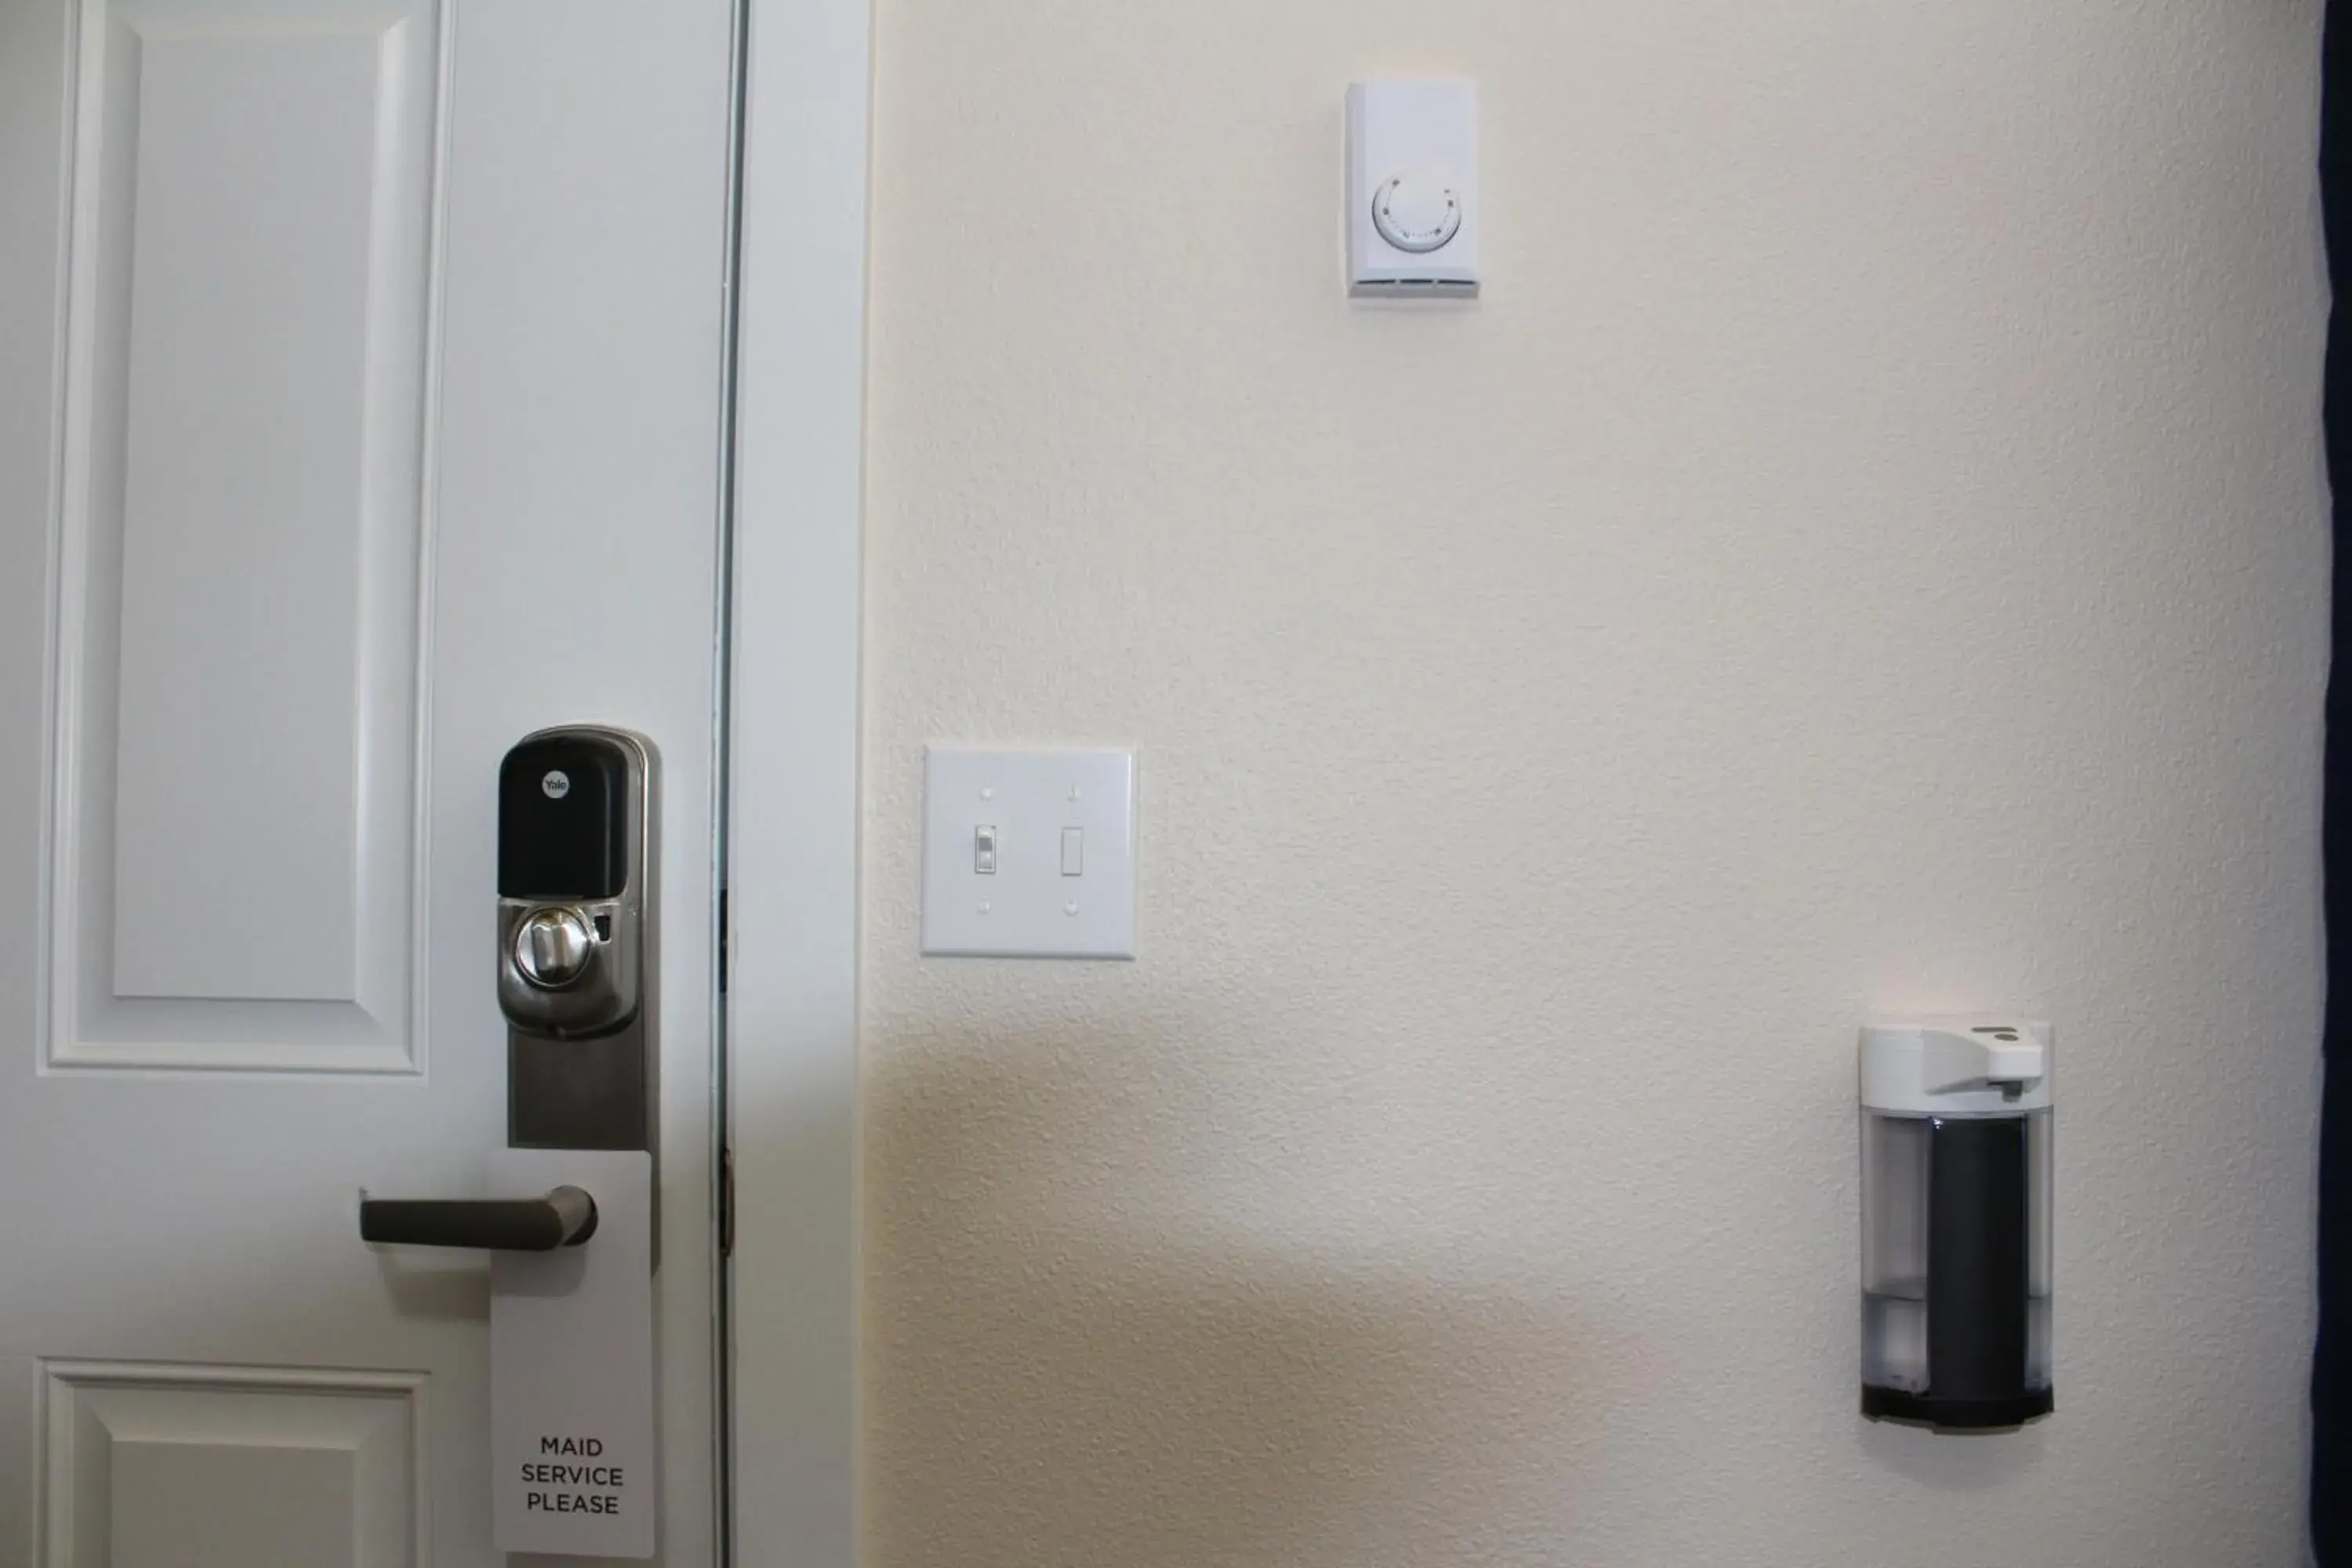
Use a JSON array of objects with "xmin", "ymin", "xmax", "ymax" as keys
[{"xmin": 360, "ymin": 1185, "xmax": 599, "ymax": 1250}]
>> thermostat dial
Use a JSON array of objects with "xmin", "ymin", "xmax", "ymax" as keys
[{"xmin": 1371, "ymin": 165, "xmax": 1462, "ymax": 254}]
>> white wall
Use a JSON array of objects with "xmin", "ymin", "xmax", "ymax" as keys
[{"xmin": 858, "ymin": 3, "xmax": 2330, "ymax": 1563}]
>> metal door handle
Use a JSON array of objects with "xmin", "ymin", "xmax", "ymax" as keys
[{"xmin": 360, "ymin": 1185, "xmax": 598, "ymax": 1250}]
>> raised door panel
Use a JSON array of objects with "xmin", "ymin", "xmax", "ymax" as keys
[
  {"xmin": 46, "ymin": 0, "xmax": 444, "ymax": 1072},
  {"xmin": 43, "ymin": 1363, "xmax": 422, "ymax": 1568}
]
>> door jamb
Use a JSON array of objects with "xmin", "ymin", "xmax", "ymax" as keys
[{"xmin": 723, "ymin": 0, "xmax": 869, "ymax": 1563}]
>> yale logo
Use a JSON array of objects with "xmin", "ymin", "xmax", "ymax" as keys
[{"xmin": 542, "ymin": 770, "xmax": 571, "ymax": 800}]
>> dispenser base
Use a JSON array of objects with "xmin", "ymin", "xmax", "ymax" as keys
[{"xmin": 1862, "ymin": 1385, "xmax": 2053, "ymax": 1431}]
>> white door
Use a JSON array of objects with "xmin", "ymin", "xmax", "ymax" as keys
[{"xmin": 0, "ymin": 2, "xmax": 735, "ymax": 1563}]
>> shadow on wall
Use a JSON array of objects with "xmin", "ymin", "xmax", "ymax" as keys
[{"xmin": 863, "ymin": 1014, "xmax": 1651, "ymax": 1568}]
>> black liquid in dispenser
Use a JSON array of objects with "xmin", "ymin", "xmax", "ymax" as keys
[{"xmin": 1860, "ymin": 1022, "xmax": 2053, "ymax": 1432}]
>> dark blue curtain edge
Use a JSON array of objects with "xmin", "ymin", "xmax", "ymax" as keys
[{"xmin": 2319, "ymin": 1, "xmax": 2350, "ymax": 1558}]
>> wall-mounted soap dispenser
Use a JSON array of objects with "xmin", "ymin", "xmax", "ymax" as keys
[{"xmin": 1860, "ymin": 1019, "xmax": 2053, "ymax": 1430}]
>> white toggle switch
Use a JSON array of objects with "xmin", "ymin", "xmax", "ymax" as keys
[{"xmin": 924, "ymin": 748, "xmax": 1136, "ymax": 958}]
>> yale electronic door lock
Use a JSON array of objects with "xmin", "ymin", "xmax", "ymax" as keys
[
  {"xmin": 498, "ymin": 728, "xmax": 649, "ymax": 1041},
  {"xmin": 499, "ymin": 726, "xmax": 655, "ymax": 1152},
  {"xmin": 359, "ymin": 724, "xmax": 659, "ymax": 1243}
]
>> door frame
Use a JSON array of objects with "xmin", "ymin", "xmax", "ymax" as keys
[{"xmin": 724, "ymin": 0, "xmax": 869, "ymax": 1563}]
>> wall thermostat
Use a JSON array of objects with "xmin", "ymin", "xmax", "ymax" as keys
[{"xmin": 1347, "ymin": 80, "xmax": 1479, "ymax": 297}]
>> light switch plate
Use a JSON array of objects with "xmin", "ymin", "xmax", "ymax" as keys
[{"xmin": 922, "ymin": 746, "xmax": 1136, "ymax": 958}]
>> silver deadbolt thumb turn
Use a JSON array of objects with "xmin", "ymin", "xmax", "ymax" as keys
[{"xmin": 514, "ymin": 905, "xmax": 596, "ymax": 989}]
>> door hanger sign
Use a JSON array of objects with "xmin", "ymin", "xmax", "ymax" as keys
[{"xmin": 488, "ymin": 1149, "xmax": 657, "ymax": 1557}]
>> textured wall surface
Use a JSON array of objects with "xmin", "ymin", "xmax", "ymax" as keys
[{"xmin": 858, "ymin": 2, "xmax": 2330, "ymax": 1563}]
